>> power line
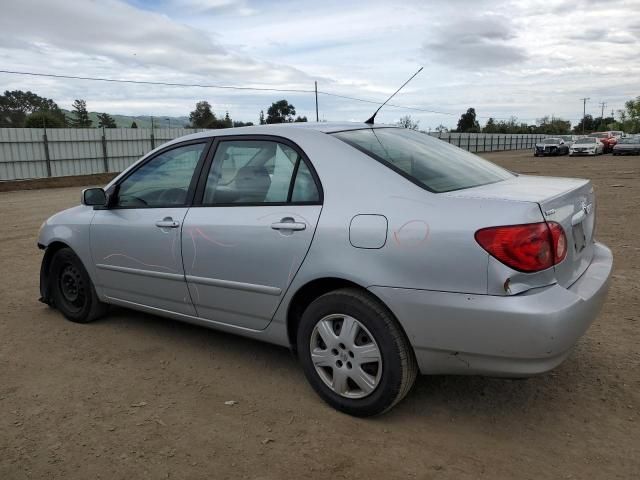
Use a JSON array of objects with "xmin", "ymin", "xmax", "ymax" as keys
[
  {"xmin": 0, "ymin": 68, "xmax": 545, "ymax": 122},
  {"xmin": 317, "ymin": 91, "xmax": 454, "ymax": 116},
  {"xmin": 599, "ymin": 101, "xmax": 606, "ymax": 118},
  {"xmin": 0, "ymin": 69, "xmax": 314, "ymax": 94},
  {"xmin": 580, "ymin": 97, "xmax": 590, "ymax": 135}
]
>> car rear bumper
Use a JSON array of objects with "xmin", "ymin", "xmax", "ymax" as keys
[{"xmin": 369, "ymin": 242, "xmax": 612, "ymax": 376}]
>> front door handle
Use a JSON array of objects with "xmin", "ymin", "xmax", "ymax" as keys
[
  {"xmin": 155, "ymin": 217, "xmax": 180, "ymax": 228},
  {"xmin": 271, "ymin": 217, "xmax": 306, "ymax": 231}
]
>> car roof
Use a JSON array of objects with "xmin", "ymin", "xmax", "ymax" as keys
[
  {"xmin": 195, "ymin": 121, "xmax": 397, "ymax": 137},
  {"xmin": 154, "ymin": 121, "xmax": 401, "ymax": 155}
]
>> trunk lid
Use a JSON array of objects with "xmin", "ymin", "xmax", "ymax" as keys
[{"xmin": 446, "ymin": 175, "xmax": 596, "ymax": 287}]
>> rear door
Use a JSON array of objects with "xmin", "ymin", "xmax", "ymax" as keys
[
  {"xmin": 181, "ymin": 136, "xmax": 323, "ymax": 330},
  {"xmin": 91, "ymin": 140, "xmax": 210, "ymax": 315}
]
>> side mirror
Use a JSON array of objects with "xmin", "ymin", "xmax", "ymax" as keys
[{"xmin": 82, "ymin": 187, "xmax": 107, "ymax": 207}]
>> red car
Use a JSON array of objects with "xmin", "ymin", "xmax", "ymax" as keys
[{"xmin": 588, "ymin": 132, "xmax": 618, "ymax": 153}]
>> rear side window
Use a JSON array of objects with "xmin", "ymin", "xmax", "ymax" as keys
[
  {"xmin": 202, "ymin": 139, "xmax": 320, "ymax": 205},
  {"xmin": 332, "ymin": 128, "xmax": 513, "ymax": 193}
]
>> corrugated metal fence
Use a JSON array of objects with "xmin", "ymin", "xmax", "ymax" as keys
[
  {"xmin": 0, "ymin": 128, "xmax": 545, "ymax": 181},
  {"xmin": 427, "ymin": 131, "xmax": 546, "ymax": 152},
  {"xmin": 0, "ymin": 128, "xmax": 205, "ymax": 181}
]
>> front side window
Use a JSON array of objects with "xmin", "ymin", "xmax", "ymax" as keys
[
  {"xmin": 332, "ymin": 128, "xmax": 513, "ymax": 193},
  {"xmin": 116, "ymin": 142, "xmax": 206, "ymax": 207},
  {"xmin": 202, "ymin": 140, "xmax": 320, "ymax": 204}
]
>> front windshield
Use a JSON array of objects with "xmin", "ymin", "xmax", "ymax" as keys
[
  {"xmin": 331, "ymin": 128, "xmax": 513, "ymax": 193},
  {"xmin": 542, "ymin": 138, "xmax": 560, "ymax": 144},
  {"xmin": 575, "ymin": 138, "xmax": 596, "ymax": 144}
]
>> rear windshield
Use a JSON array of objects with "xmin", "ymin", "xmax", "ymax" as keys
[{"xmin": 331, "ymin": 128, "xmax": 513, "ymax": 193}]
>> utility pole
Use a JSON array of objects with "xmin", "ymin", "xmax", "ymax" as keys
[
  {"xmin": 599, "ymin": 101, "xmax": 606, "ymax": 119},
  {"xmin": 580, "ymin": 97, "xmax": 590, "ymax": 134},
  {"xmin": 314, "ymin": 81, "xmax": 319, "ymax": 122}
]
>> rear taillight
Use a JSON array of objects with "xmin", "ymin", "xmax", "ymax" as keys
[{"xmin": 475, "ymin": 222, "xmax": 567, "ymax": 273}]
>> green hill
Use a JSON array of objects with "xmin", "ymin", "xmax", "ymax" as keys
[{"xmin": 61, "ymin": 110, "xmax": 190, "ymax": 128}]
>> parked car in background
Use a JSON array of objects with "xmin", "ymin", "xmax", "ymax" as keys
[
  {"xmin": 558, "ymin": 135, "xmax": 575, "ymax": 146},
  {"xmin": 609, "ymin": 130, "xmax": 625, "ymax": 139},
  {"xmin": 37, "ymin": 123, "xmax": 612, "ymax": 416},
  {"xmin": 570, "ymin": 136, "xmax": 604, "ymax": 156},
  {"xmin": 612, "ymin": 136, "xmax": 640, "ymax": 155},
  {"xmin": 534, "ymin": 137, "xmax": 570, "ymax": 156},
  {"xmin": 588, "ymin": 132, "xmax": 617, "ymax": 153}
]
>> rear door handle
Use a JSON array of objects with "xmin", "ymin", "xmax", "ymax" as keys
[
  {"xmin": 155, "ymin": 217, "xmax": 180, "ymax": 228},
  {"xmin": 271, "ymin": 218, "xmax": 306, "ymax": 231}
]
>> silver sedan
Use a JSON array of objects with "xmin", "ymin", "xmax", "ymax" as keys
[{"xmin": 38, "ymin": 123, "xmax": 612, "ymax": 416}]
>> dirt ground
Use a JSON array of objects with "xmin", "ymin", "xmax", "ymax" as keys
[{"xmin": 1, "ymin": 150, "xmax": 638, "ymax": 479}]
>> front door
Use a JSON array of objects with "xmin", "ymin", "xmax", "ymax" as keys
[
  {"xmin": 91, "ymin": 140, "xmax": 210, "ymax": 315},
  {"xmin": 181, "ymin": 137, "xmax": 323, "ymax": 330}
]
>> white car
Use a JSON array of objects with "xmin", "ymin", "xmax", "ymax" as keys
[{"xmin": 569, "ymin": 137, "xmax": 604, "ymax": 156}]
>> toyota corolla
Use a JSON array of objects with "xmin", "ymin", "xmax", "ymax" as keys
[{"xmin": 38, "ymin": 123, "xmax": 612, "ymax": 416}]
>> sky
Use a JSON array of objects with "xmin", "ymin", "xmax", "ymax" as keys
[{"xmin": 0, "ymin": 0, "xmax": 638, "ymax": 129}]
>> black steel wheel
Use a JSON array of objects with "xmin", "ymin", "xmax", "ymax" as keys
[{"xmin": 49, "ymin": 247, "xmax": 108, "ymax": 323}]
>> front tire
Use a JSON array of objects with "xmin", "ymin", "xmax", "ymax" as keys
[
  {"xmin": 49, "ymin": 248, "xmax": 108, "ymax": 323},
  {"xmin": 297, "ymin": 288, "xmax": 417, "ymax": 416}
]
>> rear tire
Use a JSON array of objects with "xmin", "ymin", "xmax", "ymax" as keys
[
  {"xmin": 49, "ymin": 247, "xmax": 108, "ymax": 323},
  {"xmin": 297, "ymin": 288, "xmax": 417, "ymax": 417}
]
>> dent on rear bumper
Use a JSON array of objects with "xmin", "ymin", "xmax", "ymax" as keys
[{"xmin": 370, "ymin": 242, "xmax": 613, "ymax": 376}]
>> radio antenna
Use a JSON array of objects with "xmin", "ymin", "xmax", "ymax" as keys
[{"xmin": 364, "ymin": 67, "xmax": 423, "ymax": 125}]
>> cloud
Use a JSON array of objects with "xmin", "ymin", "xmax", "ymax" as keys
[
  {"xmin": 568, "ymin": 28, "xmax": 636, "ymax": 44},
  {"xmin": 422, "ymin": 15, "xmax": 528, "ymax": 69},
  {"xmin": 0, "ymin": 0, "xmax": 638, "ymax": 128},
  {"xmin": 0, "ymin": 0, "xmax": 311, "ymax": 86}
]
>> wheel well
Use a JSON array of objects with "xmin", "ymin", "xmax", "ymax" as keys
[
  {"xmin": 286, "ymin": 278, "xmax": 375, "ymax": 350},
  {"xmin": 40, "ymin": 241, "xmax": 71, "ymax": 303}
]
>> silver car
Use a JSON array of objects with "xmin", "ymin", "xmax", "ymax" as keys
[{"xmin": 38, "ymin": 123, "xmax": 612, "ymax": 416}]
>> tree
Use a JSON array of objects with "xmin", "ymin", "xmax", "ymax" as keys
[
  {"xmin": 483, "ymin": 117, "xmax": 498, "ymax": 133},
  {"xmin": 97, "ymin": 112, "xmax": 117, "ymax": 128},
  {"xmin": 233, "ymin": 121, "xmax": 254, "ymax": 127},
  {"xmin": 224, "ymin": 111, "xmax": 232, "ymax": 128},
  {"xmin": 456, "ymin": 108, "xmax": 480, "ymax": 132},
  {"xmin": 131, "ymin": 121, "xmax": 138, "ymax": 128},
  {"xmin": 266, "ymin": 100, "xmax": 296, "ymax": 123},
  {"xmin": 0, "ymin": 90, "xmax": 66, "ymax": 127},
  {"xmin": 294, "ymin": 116, "xmax": 308, "ymax": 123},
  {"xmin": 435, "ymin": 124, "xmax": 449, "ymax": 133},
  {"xmin": 189, "ymin": 100, "xmax": 217, "ymax": 128},
  {"xmin": 24, "ymin": 111, "xmax": 66, "ymax": 128},
  {"xmin": 622, "ymin": 96, "xmax": 640, "ymax": 133},
  {"xmin": 573, "ymin": 114, "xmax": 595, "ymax": 134},
  {"xmin": 535, "ymin": 116, "xmax": 571, "ymax": 135},
  {"xmin": 397, "ymin": 115, "xmax": 419, "ymax": 130},
  {"xmin": 259, "ymin": 110, "xmax": 265, "ymax": 125},
  {"xmin": 70, "ymin": 99, "xmax": 92, "ymax": 127}
]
